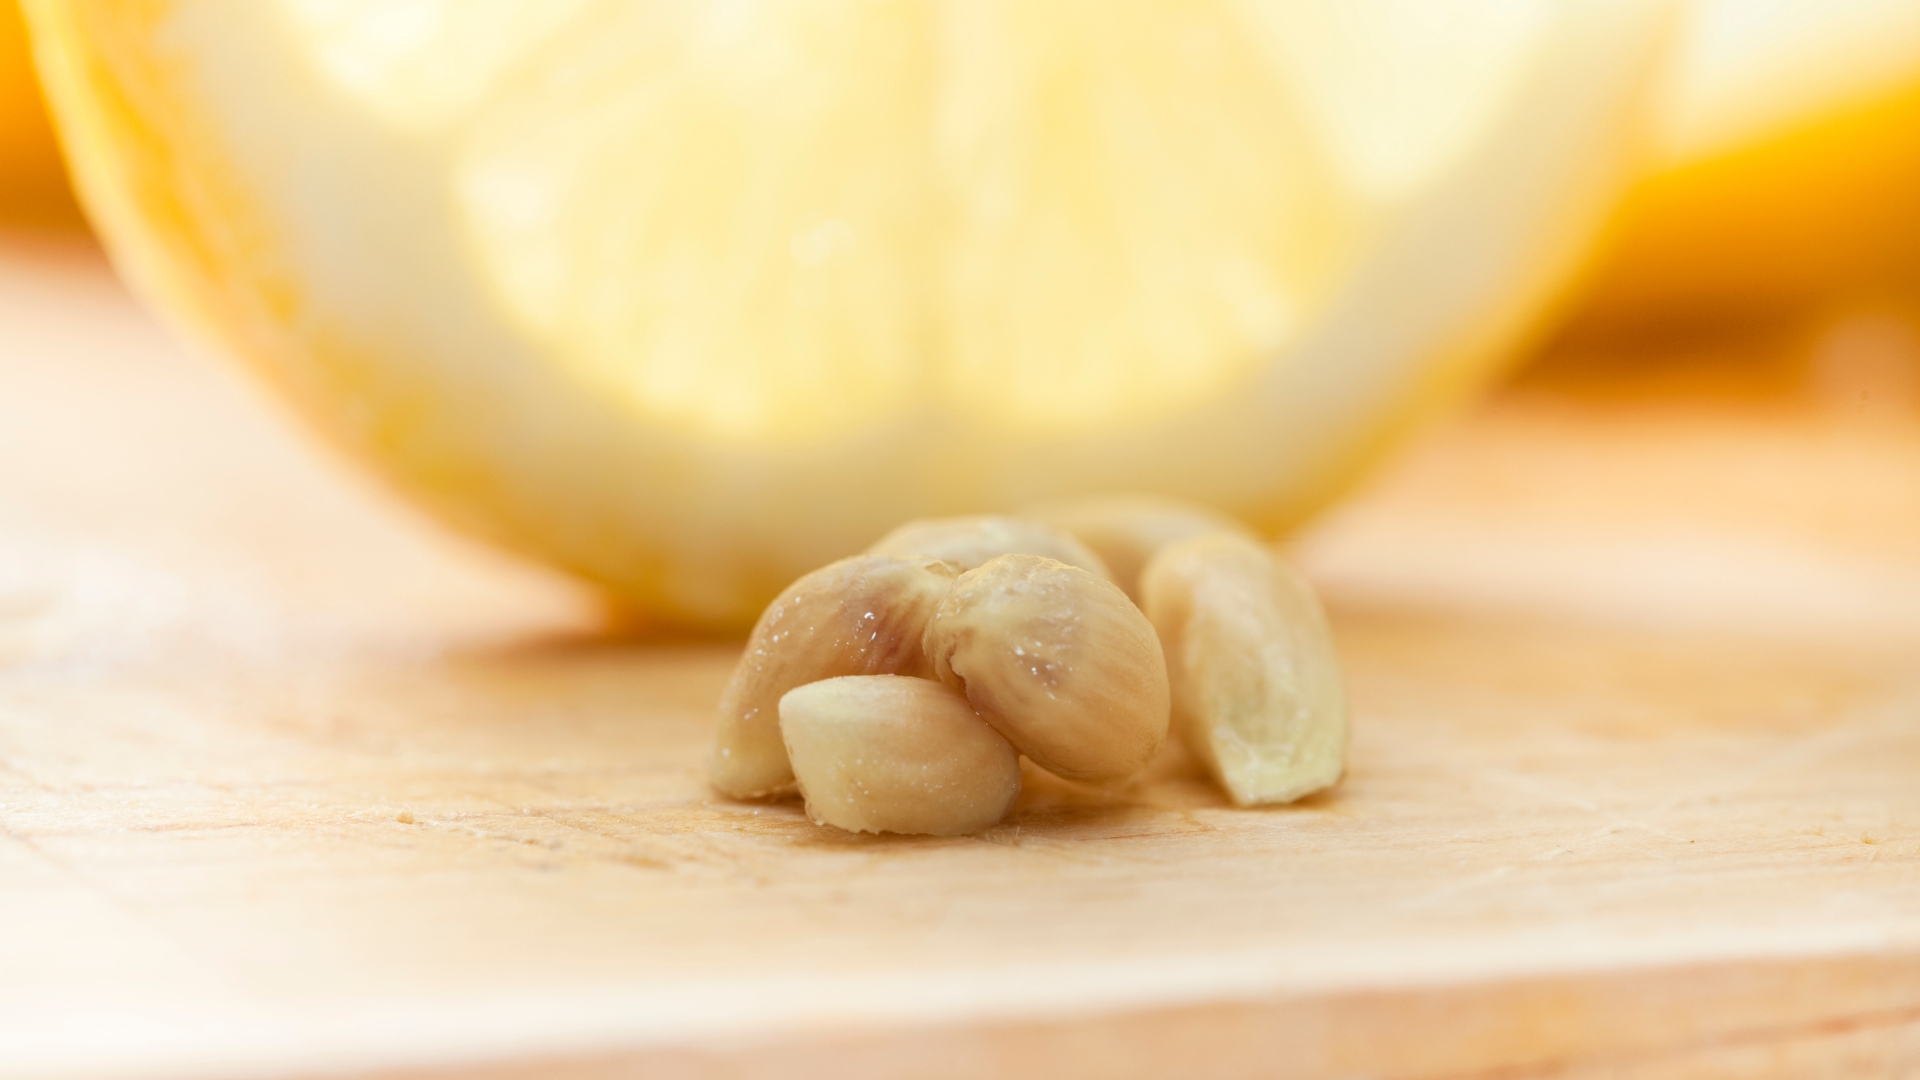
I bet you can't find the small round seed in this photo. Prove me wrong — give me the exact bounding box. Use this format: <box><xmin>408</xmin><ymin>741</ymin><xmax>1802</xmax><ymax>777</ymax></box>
<box><xmin>923</xmin><ymin>554</ymin><xmax>1169</xmax><ymax>784</ymax></box>
<box><xmin>710</xmin><ymin>554</ymin><xmax>957</xmax><ymax>799</ymax></box>
<box><xmin>780</xmin><ymin>675</ymin><xmax>1021</xmax><ymax>836</ymax></box>
<box><xmin>1141</xmin><ymin>531</ymin><xmax>1348</xmax><ymax>806</ymax></box>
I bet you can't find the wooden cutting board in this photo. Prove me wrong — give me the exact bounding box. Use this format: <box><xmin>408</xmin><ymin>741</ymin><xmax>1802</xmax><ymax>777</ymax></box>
<box><xmin>4</xmin><ymin>235</ymin><xmax>1920</xmax><ymax>1079</ymax></box>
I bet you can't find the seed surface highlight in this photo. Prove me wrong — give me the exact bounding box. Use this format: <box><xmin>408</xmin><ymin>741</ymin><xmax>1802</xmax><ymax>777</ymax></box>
<box><xmin>924</xmin><ymin>554</ymin><xmax>1169</xmax><ymax>784</ymax></box>
<box><xmin>780</xmin><ymin>675</ymin><xmax>1021</xmax><ymax>836</ymax></box>
<box><xmin>867</xmin><ymin>515</ymin><xmax>1112</xmax><ymax>582</ymax></box>
<box><xmin>1141</xmin><ymin>532</ymin><xmax>1348</xmax><ymax>806</ymax></box>
<box><xmin>711</xmin><ymin>554</ymin><xmax>956</xmax><ymax>798</ymax></box>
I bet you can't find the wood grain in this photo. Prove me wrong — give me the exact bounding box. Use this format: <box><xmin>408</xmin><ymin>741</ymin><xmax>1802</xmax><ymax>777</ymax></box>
<box><xmin>4</xmin><ymin>236</ymin><xmax>1920</xmax><ymax>1079</ymax></box>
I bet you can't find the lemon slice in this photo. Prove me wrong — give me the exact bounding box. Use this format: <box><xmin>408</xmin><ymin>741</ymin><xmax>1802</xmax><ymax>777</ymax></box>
<box><xmin>1656</xmin><ymin>0</ymin><xmax>1920</xmax><ymax>163</ymax></box>
<box><xmin>27</xmin><ymin>0</ymin><xmax>1670</xmax><ymax>628</ymax></box>
<box><xmin>0</xmin><ymin>0</ymin><xmax>79</xmax><ymax>225</ymax></box>
<box><xmin>1569</xmin><ymin>0</ymin><xmax>1920</xmax><ymax>336</ymax></box>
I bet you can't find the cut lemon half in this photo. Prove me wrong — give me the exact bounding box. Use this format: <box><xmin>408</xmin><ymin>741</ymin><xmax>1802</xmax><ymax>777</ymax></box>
<box><xmin>27</xmin><ymin>0</ymin><xmax>1670</xmax><ymax>628</ymax></box>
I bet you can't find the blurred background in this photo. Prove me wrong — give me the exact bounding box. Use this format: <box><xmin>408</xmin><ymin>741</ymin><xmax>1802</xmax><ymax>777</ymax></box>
<box><xmin>1535</xmin><ymin>0</ymin><xmax>1920</xmax><ymax>403</ymax></box>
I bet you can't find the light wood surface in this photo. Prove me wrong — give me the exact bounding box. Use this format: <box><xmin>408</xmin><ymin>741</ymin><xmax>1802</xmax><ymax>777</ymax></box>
<box><xmin>4</xmin><ymin>235</ymin><xmax>1920</xmax><ymax>1079</ymax></box>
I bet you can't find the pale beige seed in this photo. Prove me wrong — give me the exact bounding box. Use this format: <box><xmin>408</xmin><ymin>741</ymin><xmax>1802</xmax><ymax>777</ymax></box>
<box><xmin>780</xmin><ymin>675</ymin><xmax>1021</xmax><ymax>836</ymax></box>
<box><xmin>1141</xmin><ymin>532</ymin><xmax>1347</xmax><ymax>806</ymax></box>
<box><xmin>710</xmin><ymin>554</ymin><xmax>957</xmax><ymax>799</ymax></box>
<box><xmin>866</xmin><ymin>515</ymin><xmax>1112</xmax><ymax>582</ymax></box>
<box><xmin>924</xmin><ymin>554</ymin><xmax>1169</xmax><ymax>784</ymax></box>
<box><xmin>1024</xmin><ymin>494</ymin><xmax>1252</xmax><ymax>601</ymax></box>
